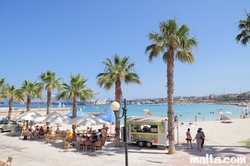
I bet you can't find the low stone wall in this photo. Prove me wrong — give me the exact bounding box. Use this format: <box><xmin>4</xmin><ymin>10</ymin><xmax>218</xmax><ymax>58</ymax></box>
<box><xmin>0</xmin><ymin>107</ymin><xmax>101</xmax><ymax>118</ymax></box>
<box><xmin>0</xmin><ymin>107</ymin><xmax>72</xmax><ymax>117</ymax></box>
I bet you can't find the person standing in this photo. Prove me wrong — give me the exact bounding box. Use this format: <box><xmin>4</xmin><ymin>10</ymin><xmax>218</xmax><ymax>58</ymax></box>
<box><xmin>198</xmin><ymin>128</ymin><xmax>205</xmax><ymax>148</ymax></box>
<box><xmin>193</xmin><ymin>130</ymin><xmax>204</xmax><ymax>151</ymax></box>
<box><xmin>185</xmin><ymin>128</ymin><xmax>193</xmax><ymax>149</ymax></box>
<box><xmin>101</xmin><ymin>126</ymin><xmax>107</xmax><ymax>145</ymax></box>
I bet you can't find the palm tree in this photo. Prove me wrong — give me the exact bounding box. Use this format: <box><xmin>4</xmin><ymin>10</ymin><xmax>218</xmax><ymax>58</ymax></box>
<box><xmin>0</xmin><ymin>78</ymin><xmax>7</xmax><ymax>99</ymax></box>
<box><xmin>39</xmin><ymin>71</ymin><xmax>62</xmax><ymax>114</ymax></box>
<box><xmin>0</xmin><ymin>78</ymin><xmax>8</xmax><ymax>102</ymax></box>
<box><xmin>96</xmin><ymin>54</ymin><xmax>142</xmax><ymax>147</ymax></box>
<box><xmin>0</xmin><ymin>78</ymin><xmax>5</xmax><ymax>88</ymax></box>
<box><xmin>56</xmin><ymin>73</ymin><xmax>94</xmax><ymax>134</ymax></box>
<box><xmin>145</xmin><ymin>19</ymin><xmax>198</xmax><ymax>154</ymax></box>
<box><xmin>19</xmin><ymin>80</ymin><xmax>44</xmax><ymax>111</ymax></box>
<box><xmin>236</xmin><ymin>10</ymin><xmax>250</xmax><ymax>46</ymax></box>
<box><xmin>0</xmin><ymin>84</ymin><xmax>24</xmax><ymax>120</ymax></box>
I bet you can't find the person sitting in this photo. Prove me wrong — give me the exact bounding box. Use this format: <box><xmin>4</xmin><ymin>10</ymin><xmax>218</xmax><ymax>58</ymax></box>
<box><xmin>13</xmin><ymin>125</ymin><xmax>19</xmax><ymax>136</ymax></box>
<box><xmin>22</xmin><ymin>122</ymin><xmax>26</xmax><ymax>131</ymax></box>
<box><xmin>45</xmin><ymin>126</ymin><xmax>50</xmax><ymax>134</ymax></box>
<box><xmin>38</xmin><ymin>126</ymin><xmax>45</xmax><ymax>138</ymax></box>
<box><xmin>76</xmin><ymin>134</ymin><xmax>81</xmax><ymax>143</ymax></box>
<box><xmin>39</xmin><ymin>126</ymin><xmax>45</xmax><ymax>137</ymax></box>
<box><xmin>91</xmin><ymin>132</ymin><xmax>98</xmax><ymax>147</ymax></box>
<box><xmin>23</xmin><ymin>128</ymin><xmax>29</xmax><ymax>140</ymax></box>
<box><xmin>28</xmin><ymin>126</ymin><xmax>33</xmax><ymax>132</ymax></box>
<box><xmin>55</xmin><ymin>127</ymin><xmax>61</xmax><ymax>134</ymax></box>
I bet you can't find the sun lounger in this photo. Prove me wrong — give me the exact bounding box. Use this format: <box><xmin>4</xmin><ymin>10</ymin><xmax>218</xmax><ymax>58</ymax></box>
<box><xmin>221</xmin><ymin>120</ymin><xmax>232</xmax><ymax>123</ymax></box>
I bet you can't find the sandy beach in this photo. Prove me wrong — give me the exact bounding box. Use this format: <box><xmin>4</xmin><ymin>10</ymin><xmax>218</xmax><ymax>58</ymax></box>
<box><xmin>0</xmin><ymin>115</ymin><xmax>249</xmax><ymax>165</ymax></box>
<box><xmin>177</xmin><ymin>118</ymin><xmax>250</xmax><ymax>146</ymax></box>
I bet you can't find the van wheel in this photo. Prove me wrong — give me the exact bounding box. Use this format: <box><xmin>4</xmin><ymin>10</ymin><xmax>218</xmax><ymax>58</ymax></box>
<box><xmin>137</xmin><ymin>141</ymin><xmax>144</xmax><ymax>147</ymax></box>
<box><xmin>0</xmin><ymin>128</ymin><xmax>3</xmax><ymax>133</ymax></box>
<box><xmin>146</xmin><ymin>142</ymin><xmax>152</xmax><ymax>148</ymax></box>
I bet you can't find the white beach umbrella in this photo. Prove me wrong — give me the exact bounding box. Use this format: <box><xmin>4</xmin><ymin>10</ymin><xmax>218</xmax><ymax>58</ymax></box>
<box><xmin>37</xmin><ymin>111</ymin><xmax>69</xmax><ymax>124</ymax></box>
<box><xmin>14</xmin><ymin>111</ymin><xmax>43</xmax><ymax>121</ymax></box>
<box><xmin>35</xmin><ymin>111</ymin><xmax>70</xmax><ymax>132</ymax></box>
<box><xmin>67</xmin><ymin>113</ymin><xmax>109</xmax><ymax>126</ymax></box>
<box><xmin>224</xmin><ymin>111</ymin><xmax>232</xmax><ymax>114</ymax></box>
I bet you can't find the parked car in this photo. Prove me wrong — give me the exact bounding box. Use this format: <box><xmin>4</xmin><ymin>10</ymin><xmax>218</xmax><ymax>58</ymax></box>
<box><xmin>0</xmin><ymin>120</ymin><xmax>22</xmax><ymax>133</ymax></box>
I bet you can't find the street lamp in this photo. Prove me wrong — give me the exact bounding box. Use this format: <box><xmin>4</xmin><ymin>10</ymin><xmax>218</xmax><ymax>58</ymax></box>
<box><xmin>110</xmin><ymin>99</ymin><xmax>128</xmax><ymax>166</ymax></box>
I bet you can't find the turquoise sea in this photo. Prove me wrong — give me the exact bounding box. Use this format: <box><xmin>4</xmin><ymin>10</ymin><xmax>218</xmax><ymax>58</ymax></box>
<box><xmin>1</xmin><ymin>103</ymin><xmax>246</xmax><ymax>122</ymax></box>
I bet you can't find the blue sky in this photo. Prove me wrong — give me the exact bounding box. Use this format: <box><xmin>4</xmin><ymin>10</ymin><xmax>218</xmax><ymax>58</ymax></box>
<box><xmin>0</xmin><ymin>1</ymin><xmax>250</xmax><ymax>100</ymax></box>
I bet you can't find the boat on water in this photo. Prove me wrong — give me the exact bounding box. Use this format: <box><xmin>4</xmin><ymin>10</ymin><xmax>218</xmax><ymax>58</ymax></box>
<box><xmin>57</xmin><ymin>102</ymin><xmax>66</xmax><ymax>108</ymax></box>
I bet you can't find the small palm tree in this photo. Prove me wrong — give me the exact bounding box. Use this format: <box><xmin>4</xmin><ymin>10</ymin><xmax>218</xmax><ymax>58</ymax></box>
<box><xmin>0</xmin><ymin>78</ymin><xmax>8</xmax><ymax>103</ymax></box>
<box><xmin>19</xmin><ymin>80</ymin><xmax>44</xmax><ymax>111</ymax></box>
<box><xmin>0</xmin><ymin>78</ymin><xmax>7</xmax><ymax>100</ymax></box>
<box><xmin>236</xmin><ymin>10</ymin><xmax>250</xmax><ymax>46</ymax></box>
<box><xmin>39</xmin><ymin>70</ymin><xmax>62</xmax><ymax>114</ymax></box>
<box><xmin>0</xmin><ymin>78</ymin><xmax>5</xmax><ymax>88</ymax></box>
<box><xmin>0</xmin><ymin>84</ymin><xmax>24</xmax><ymax>120</ymax></box>
<box><xmin>56</xmin><ymin>73</ymin><xmax>94</xmax><ymax>134</ymax></box>
<box><xmin>145</xmin><ymin>19</ymin><xmax>198</xmax><ymax>154</ymax></box>
<box><xmin>96</xmin><ymin>54</ymin><xmax>142</xmax><ymax>147</ymax></box>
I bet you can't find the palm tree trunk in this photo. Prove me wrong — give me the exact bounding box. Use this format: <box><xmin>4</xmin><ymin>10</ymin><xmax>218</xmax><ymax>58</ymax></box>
<box><xmin>72</xmin><ymin>94</ymin><xmax>77</xmax><ymax>118</ymax></box>
<box><xmin>26</xmin><ymin>96</ymin><xmax>31</xmax><ymax>129</ymax></box>
<box><xmin>26</xmin><ymin>96</ymin><xmax>31</xmax><ymax>111</ymax></box>
<box><xmin>72</xmin><ymin>94</ymin><xmax>77</xmax><ymax>141</ymax></box>
<box><xmin>115</xmin><ymin>80</ymin><xmax>122</xmax><ymax>147</ymax></box>
<box><xmin>167</xmin><ymin>48</ymin><xmax>176</xmax><ymax>154</ymax></box>
<box><xmin>8</xmin><ymin>98</ymin><xmax>13</xmax><ymax>120</ymax></box>
<box><xmin>47</xmin><ymin>90</ymin><xmax>51</xmax><ymax>114</ymax></box>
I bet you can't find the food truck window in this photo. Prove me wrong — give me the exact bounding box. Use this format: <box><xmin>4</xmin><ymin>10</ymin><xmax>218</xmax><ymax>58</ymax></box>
<box><xmin>142</xmin><ymin>125</ymin><xmax>150</xmax><ymax>132</ymax></box>
<box><xmin>150</xmin><ymin>125</ymin><xmax>158</xmax><ymax>133</ymax></box>
<box><xmin>151</xmin><ymin>125</ymin><xmax>157</xmax><ymax>128</ymax></box>
<box><xmin>131</xmin><ymin>124</ymin><xmax>142</xmax><ymax>132</ymax></box>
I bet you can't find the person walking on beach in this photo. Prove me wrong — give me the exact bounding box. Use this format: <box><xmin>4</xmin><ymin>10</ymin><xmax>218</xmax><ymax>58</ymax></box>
<box><xmin>185</xmin><ymin>128</ymin><xmax>193</xmax><ymax>149</ymax></box>
<box><xmin>193</xmin><ymin>130</ymin><xmax>204</xmax><ymax>152</ymax></box>
<box><xmin>198</xmin><ymin>128</ymin><xmax>205</xmax><ymax>148</ymax></box>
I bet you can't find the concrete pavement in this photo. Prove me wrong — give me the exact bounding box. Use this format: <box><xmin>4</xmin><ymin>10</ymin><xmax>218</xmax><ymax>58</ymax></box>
<box><xmin>0</xmin><ymin>132</ymin><xmax>249</xmax><ymax>166</ymax></box>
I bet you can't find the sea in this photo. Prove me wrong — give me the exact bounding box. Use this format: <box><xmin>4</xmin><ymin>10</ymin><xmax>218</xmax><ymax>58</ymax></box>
<box><xmin>0</xmin><ymin>103</ymin><xmax>247</xmax><ymax>122</ymax></box>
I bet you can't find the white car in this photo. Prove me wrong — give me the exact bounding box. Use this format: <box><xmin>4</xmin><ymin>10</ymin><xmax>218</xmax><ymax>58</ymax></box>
<box><xmin>0</xmin><ymin>120</ymin><xmax>21</xmax><ymax>133</ymax></box>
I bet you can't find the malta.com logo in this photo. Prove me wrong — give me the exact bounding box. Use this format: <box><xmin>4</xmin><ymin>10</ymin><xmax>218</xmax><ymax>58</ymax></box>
<box><xmin>190</xmin><ymin>154</ymin><xmax>246</xmax><ymax>164</ymax></box>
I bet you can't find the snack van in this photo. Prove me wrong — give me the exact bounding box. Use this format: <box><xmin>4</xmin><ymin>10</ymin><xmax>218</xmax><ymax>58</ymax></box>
<box><xmin>121</xmin><ymin>116</ymin><xmax>169</xmax><ymax>149</ymax></box>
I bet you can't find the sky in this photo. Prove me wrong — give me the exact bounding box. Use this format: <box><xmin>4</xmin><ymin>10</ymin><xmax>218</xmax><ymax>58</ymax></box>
<box><xmin>0</xmin><ymin>1</ymin><xmax>250</xmax><ymax>100</ymax></box>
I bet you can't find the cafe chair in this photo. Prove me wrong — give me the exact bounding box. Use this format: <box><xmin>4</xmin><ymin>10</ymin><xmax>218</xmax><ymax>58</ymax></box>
<box><xmin>63</xmin><ymin>140</ymin><xmax>73</xmax><ymax>151</ymax></box>
<box><xmin>52</xmin><ymin>134</ymin><xmax>61</xmax><ymax>142</ymax></box>
<box><xmin>45</xmin><ymin>134</ymin><xmax>52</xmax><ymax>143</ymax></box>
<box><xmin>93</xmin><ymin>141</ymin><xmax>102</xmax><ymax>151</ymax></box>
<box><xmin>78</xmin><ymin>142</ymin><xmax>84</xmax><ymax>150</ymax></box>
<box><xmin>84</xmin><ymin>141</ymin><xmax>92</xmax><ymax>151</ymax></box>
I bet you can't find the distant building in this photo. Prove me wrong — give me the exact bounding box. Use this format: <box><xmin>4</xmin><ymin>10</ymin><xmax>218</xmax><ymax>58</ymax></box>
<box><xmin>209</xmin><ymin>94</ymin><xmax>215</xmax><ymax>99</ymax></box>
